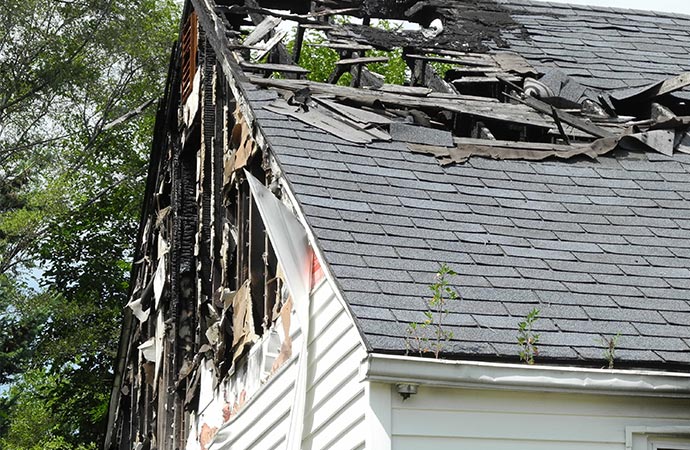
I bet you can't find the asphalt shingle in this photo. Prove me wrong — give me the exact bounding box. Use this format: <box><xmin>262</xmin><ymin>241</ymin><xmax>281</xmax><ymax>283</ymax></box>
<box><xmin>246</xmin><ymin>0</ymin><xmax>690</xmax><ymax>369</ymax></box>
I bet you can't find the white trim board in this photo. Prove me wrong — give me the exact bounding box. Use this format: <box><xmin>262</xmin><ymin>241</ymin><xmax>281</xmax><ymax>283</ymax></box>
<box><xmin>626</xmin><ymin>426</ymin><xmax>690</xmax><ymax>450</ymax></box>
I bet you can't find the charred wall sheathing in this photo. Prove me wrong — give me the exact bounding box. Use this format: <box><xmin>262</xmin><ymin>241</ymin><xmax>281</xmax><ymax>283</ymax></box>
<box><xmin>201</xmin><ymin>36</ymin><xmax>216</xmax><ymax>299</ymax></box>
<box><xmin>213</xmin><ymin>68</ymin><xmax>230</xmax><ymax>292</ymax></box>
<box><xmin>168</xmin><ymin>102</ymin><xmax>198</xmax><ymax>450</ymax></box>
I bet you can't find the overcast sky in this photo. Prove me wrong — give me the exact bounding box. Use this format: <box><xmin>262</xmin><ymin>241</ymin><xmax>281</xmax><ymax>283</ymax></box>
<box><xmin>532</xmin><ymin>0</ymin><xmax>690</xmax><ymax>15</ymax></box>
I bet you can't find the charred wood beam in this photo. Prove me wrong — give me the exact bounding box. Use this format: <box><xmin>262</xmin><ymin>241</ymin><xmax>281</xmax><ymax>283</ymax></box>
<box><xmin>248</xmin><ymin>76</ymin><xmax>556</xmax><ymax>129</ymax></box>
<box><xmin>263</xmin><ymin>236</ymin><xmax>278</xmax><ymax>330</ymax></box>
<box><xmin>325</xmin><ymin>49</ymin><xmax>384</xmax><ymax>88</ymax></box>
<box><xmin>236</xmin><ymin>179</ymin><xmax>249</xmax><ymax>288</ymax></box>
<box><xmin>292</xmin><ymin>24</ymin><xmax>306</xmax><ymax>63</ymax></box>
<box><xmin>519</xmin><ymin>94</ymin><xmax>614</xmax><ymax>139</ymax></box>
<box><xmin>350</xmin><ymin>64</ymin><xmax>384</xmax><ymax>88</ymax></box>
<box><xmin>248</xmin><ymin>179</ymin><xmax>266</xmax><ymax>336</ymax></box>
<box><xmin>327</xmin><ymin>64</ymin><xmax>349</xmax><ymax>84</ymax></box>
<box><xmin>551</xmin><ymin>106</ymin><xmax>571</xmax><ymax>145</ymax></box>
<box><xmin>405</xmin><ymin>52</ymin><xmax>458</xmax><ymax>95</ymax></box>
<box><xmin>245</xmin><ymin>0</ymin><xmax>294</xmax><ymax>66</ymax></box>
<box><xmin>499</xmin><ymin>76</ymin><xmax>615</xmax><ymax>139</ymax></box>
<box><xmin>247</xmin><ymin>5</ymin><xmax>360</xmax><ymax>19</ymax></box>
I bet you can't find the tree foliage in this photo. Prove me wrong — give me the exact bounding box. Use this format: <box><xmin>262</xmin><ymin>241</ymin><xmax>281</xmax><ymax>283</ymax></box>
<box><xmin>0</xmin><ymin>0</ymin><xmax>180</xmax><ymax>447</ymax></box>
<box><xmin>288</xmin><ymin>20</ymin><xmax>407</xmax><ymax>86</ymax></box>
<box><xmin>0</xmin><ymin>0</ymin><xmax>177</xmax><ymax>274</ymax></box>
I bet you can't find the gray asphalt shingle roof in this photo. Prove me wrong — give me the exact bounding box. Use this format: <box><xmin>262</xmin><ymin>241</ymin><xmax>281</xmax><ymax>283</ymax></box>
<box><xmin>242</xmin><ymin>0</ymin><xmax>690</xmax><ymax>369</ymax></box>
<box><xmin>500</xmin><ymin>0</ymin><xmax>690</xmax><ymax>96</ymax></box>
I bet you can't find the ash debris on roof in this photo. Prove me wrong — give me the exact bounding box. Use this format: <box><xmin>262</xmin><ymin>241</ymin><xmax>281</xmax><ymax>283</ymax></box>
<box><xmin>216</xmin><ymin>0</ymin><xmax>690</xmax><ymax>369</ymax></box>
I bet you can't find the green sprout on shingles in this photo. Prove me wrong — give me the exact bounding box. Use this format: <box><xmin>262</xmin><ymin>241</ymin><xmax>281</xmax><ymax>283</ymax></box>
<box><xmin>406</xmin><ymin>263</ymin><xmax>459</xmax><ymax>359</ymax></box>
<box><xmin>599</xmin><ymin>333</ymin><xmax>621</xmax><ymax>369</ymax></box>
<box><xmin>517</xmin><ymin>308</ymin><xmax>541</xmax><ymax>365</ymax></box>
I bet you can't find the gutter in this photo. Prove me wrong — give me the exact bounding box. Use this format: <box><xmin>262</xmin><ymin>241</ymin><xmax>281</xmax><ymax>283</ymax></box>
<box><xmin>361</xmin><ymin>353</ymin><xmax>690</xmax><ymax>398</ymax></box>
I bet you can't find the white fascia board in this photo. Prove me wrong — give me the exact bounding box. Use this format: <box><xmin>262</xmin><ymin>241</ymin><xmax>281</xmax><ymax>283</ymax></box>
<box><xmin>361</xmin><ymin>353</ymin><xmax>690</xmax><ymax>398</ymax></box>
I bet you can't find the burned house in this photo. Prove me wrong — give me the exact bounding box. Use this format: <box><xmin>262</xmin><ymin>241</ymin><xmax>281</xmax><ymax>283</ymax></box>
<box><xmin>105</xmin><ymin>0</ymin><xmax>690</xmax><ymax>449</ymax></box>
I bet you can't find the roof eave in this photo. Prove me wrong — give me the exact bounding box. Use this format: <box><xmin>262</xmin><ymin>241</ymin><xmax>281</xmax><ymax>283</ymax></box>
<box><xmin>361</xmin><ymin>353</ymin><xmax>690</xmax><ymax>398</ymax></box>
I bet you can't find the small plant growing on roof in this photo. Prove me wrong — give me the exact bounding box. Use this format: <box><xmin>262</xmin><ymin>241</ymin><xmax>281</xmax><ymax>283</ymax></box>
<box><xmin>598</xmin><ymin>333</ymin><xmax>620</xmax><ymax>369</ymax></box>
<box><xmin>517</xmin><ymin>308</ymin><xmax>541</xmax><ymax>365</ymax></box>
<box><xmin>406</xmin><ymin>263</ymin><xmax>459</xmax><ymax>359</ymax></box>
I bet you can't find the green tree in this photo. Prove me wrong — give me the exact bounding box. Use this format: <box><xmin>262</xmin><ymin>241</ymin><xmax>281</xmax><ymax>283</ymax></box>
<box><xmin>0</xmin><ymin>0</ymin><xmax>180</xmax><ymax>447</ymax></box>
<box><xmin>0</xmin><ymin>369</ymin><xmax>98</xmax><ymax>450</ymax></box>
<box><xmin>287</xmin><ymin>20</ymin><xmax>407</xmax><ymax>86</ymax></box>
<box><xmin>0</xmin><ymin>0</ymin><xmax>177</xmax><ymax>274</ymax></box>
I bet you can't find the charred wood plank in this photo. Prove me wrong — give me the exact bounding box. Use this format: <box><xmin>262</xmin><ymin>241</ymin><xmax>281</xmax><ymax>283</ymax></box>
<box><xmin>406</xmin><ymin>53</ymin><xmax>495</xmax><ymax>67</ymax></box>
<box><xmin>335</xmin><ymin>56</ymin><xmax>390</xmax><ymax>66</ymax></box>
<box><xmin>252</xmin><ymin>29</ymin><xmax>290</xmax><ymax>62</ymax></box>
<box><xmin>264</xmin><ymin>99</ymin><xmax>380</xmax><ymax>143</ymax></box>
<box><xmin>311</xmin><ymin>42</ymin><xmax>375</xmax><ymax>52</ymax></box>
<box><xmin>244</xmin><ymin>0</ymin><xmax>294</xmax><ymax>66</ymax></box>
<box><xmin>249</xmin><ymin>76</ymin><xmax>556</xmax><ymax>129</ymax></box>
<box><xmin>240</xmin><ymin>61</ymin><xmax>310</xmax><ymax>75</ymax></box>
<box><xmin>312</xmin><ymin>97</ymin><xmax>393</xmax><ymax>124</ymax></box>
<box><xmin>243</xmin><ymin>16</ymin><xmax>282</xmax><ymax>46</ymax></box>
<box><xmin>377</xmin><ymin>84</ymin><xmax>432</xmax><ymax>96</ymax></box>
<box><xmin>518</xmin><ymin>94</ymin><xmax>615</xmax><ymax>139</ymax></box>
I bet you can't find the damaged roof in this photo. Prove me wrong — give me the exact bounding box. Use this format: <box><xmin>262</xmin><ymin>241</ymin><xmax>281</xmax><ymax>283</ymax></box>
<box><xmin>250</xmin><ymin>85</ymin><xmax>690</xmax><ymax>369</ymax></box>
<box><xmin>500</xmin><ymin>0</ymin><xmax>690</xmax><ymax>95</ymax></box>
<box><xmin>216</xmin><ymin>0</ymin><xmax>690</xmax><ymax>369</ymax></box>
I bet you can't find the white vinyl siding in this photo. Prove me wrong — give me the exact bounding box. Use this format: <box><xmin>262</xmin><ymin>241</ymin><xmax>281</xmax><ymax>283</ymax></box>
<box><xmin>301</xmin><ymin>279</ymin><xmax>368</xmax><ymax>450</ymax></box>
<box><xmin>218</xmin><ymin>360</ymin><xmax>296</xmax><ymax>450</ymax></box>
<box><xmin>209</xmin><ymin>278</ymin><xmax>367</xmax><ymax>450</ymax></box>
<box><xmin>389</xmin><ymin>385</ymin><xmax>690</xmax><ymax>450</ymax></box>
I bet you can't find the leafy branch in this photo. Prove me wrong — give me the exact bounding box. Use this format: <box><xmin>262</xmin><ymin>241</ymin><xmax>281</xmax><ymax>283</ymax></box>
<box><xmin>517</xmin><ymin>308</ymin><xmax>540</xmax><ymax>365</ymax></box>
<box><xmin>406</xmin><ymin>263</ymin><xmax>459</xmax><ymax>358</ymax></box>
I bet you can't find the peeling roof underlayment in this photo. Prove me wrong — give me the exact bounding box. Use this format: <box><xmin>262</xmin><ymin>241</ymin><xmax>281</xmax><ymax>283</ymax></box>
<box><xmin>221</xmin><ymin>0</ymin><xmax>690</xmax><ymax>370</ymax></box>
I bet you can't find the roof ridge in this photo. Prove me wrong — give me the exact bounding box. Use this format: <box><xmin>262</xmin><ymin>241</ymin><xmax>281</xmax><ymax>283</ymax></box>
<box><xmin>497</xmin><ymin>0</ymin><xmax>690</xmax><ymax>21</ymax></box>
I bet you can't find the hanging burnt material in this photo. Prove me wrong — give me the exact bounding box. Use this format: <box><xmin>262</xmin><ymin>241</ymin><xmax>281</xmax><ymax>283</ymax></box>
<box><xmin>337</xmin><ymin>0</ymin><xmax>523</xmax><ymax>51</ymax></box>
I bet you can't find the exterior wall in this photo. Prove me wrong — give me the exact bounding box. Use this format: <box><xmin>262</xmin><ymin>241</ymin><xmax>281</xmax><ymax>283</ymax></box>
<box><xmin>301</xmin><ymin>277</ymin><xmax>368</xmax><ymax>450</ymax></box>
<box><xmin>201</xmin><ymin>356</ymin><xmax>298</xmax><ymax>450</ymax></box>
<box><xmin>384</xmin><ymin>385</ymin><xmax>690</xmax><ymax>450</ymax></box>
<box><xmin>191</xmin><ymin>306</ymin><xmax>301</xmax><ymax>450</ymax></box>
<box><xmin>205</xmin><ymin>275</ymin><xmax>368</xmax><ymax>450</ymax></box>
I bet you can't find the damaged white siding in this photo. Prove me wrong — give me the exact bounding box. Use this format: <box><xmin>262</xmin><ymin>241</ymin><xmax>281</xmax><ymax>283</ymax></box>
<box><xmin>206</xmin><ymin>358</ymin><xmax>298</xmax><ymax>450</ymax></box>
<box><xmin>389</xmin><ymin>386</ymin><xmax>690</xmax><ymax>450</ymax></box>
<box><xmin>301</xmin><ymin>277</ymin><xmax>368</xmax><ymax>450</ymax></box>
<box><xmin>206</xmin><ymin>276</ymin><xmax>367</xmax><ymax>450</ymax></box>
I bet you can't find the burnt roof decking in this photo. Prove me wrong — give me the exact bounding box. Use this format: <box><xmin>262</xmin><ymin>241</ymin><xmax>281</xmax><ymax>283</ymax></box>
<box><xmin>230</xmin><ymin>0</ymin><xmax>690</xmax><ymax>370</ymax></box>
